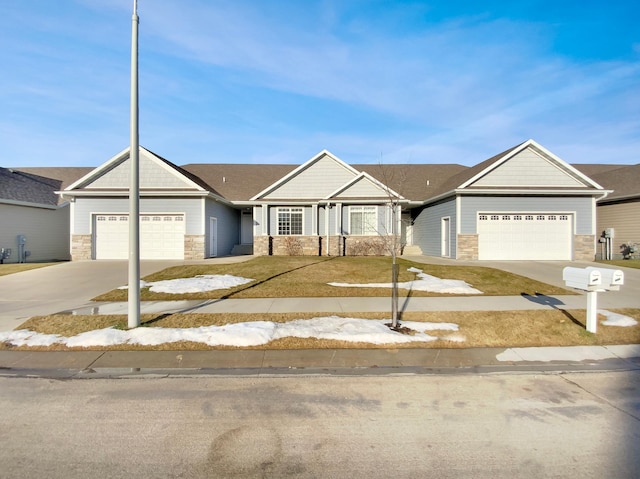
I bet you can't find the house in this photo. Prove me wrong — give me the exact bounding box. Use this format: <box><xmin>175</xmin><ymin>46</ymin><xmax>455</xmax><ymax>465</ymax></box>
<box><xmin>52</xmin><ymin>139</ymin><xmax>609</xmax><ymax>262</ymax></box>
<box><xmin>0</xmin><ymin>167</ymin><xmax>78</xmax><ymax>263</ymax></box>
<box><xmin>587</xmin><ymin>163</ymin><xmax>640</xmax><ymax>259</ymax></box>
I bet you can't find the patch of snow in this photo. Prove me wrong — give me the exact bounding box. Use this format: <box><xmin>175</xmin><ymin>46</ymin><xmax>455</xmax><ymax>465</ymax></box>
<box><xmin>599</xmin><ymin>309</ymin><xmax>638</xmax><ymax>327</ymax></box>
<box><xmin>329</xmin><ymin>268</ymin><xmax>482</xmax><ymax>294</ymax></box>
<box><xmin>0</xmin><ymin>317</ymin><xmax>462</xmax><ymax>348</ymax></box>
<box><xmin>118</xmin><ymin>275</ymin><xmax>254</xmax><ymax>294</ymax></box>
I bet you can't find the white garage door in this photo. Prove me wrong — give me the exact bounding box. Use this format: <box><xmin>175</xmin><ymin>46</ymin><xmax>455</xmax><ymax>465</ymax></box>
<box><xmin>478</xmin><ymin>213</ymin><xmax>572</xmax><ymax>260</ymax></box>
<box><xmin>95</xmin><ymin>214</ymin><xmax>185</xmax><ymax>260</ymax></box>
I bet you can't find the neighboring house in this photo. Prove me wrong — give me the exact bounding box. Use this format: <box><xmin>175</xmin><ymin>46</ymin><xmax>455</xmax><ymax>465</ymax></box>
<box><xmin>0</xmin><ymin>167</ymin><xmax>74</xmax><ymax>263</ymax></box>
<box><xmin>588</xmin><ymin>164</ymin><xmax>640</xmax><ymax>259</ymax></box>
<box><xmin>53</xmin><ymin>139</ymin><xmax>610</xmax><ymax>262</ymax></box>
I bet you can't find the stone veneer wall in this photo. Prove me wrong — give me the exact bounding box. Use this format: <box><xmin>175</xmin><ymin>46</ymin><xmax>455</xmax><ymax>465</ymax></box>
<box><xmin>456</xmin><ymin>234</ymin><xmax>478</xmax><ymax>260</ymax></box>
<box><xmin>573</xmin><ymin>234</ymin><xmax>595</xmax><ymax>261</ymax></box>
<box><xmin>253</xmin><ymin>235</ymin><xmax>398</xmax><ymax>256</ymax></box>
<box><xmin>184</xmin><ymin>235</ymin><xmax>205</xmax><ymax>260</ymax></box>
<box><xmin>71</xmin><ymin>235</ymin><xmax>93</xmax><ymax>260</ymax></box>
<box><xmin>343</xmin><ymin>236</ymin><xmax>395</xmax><ymax>256</ymax></box>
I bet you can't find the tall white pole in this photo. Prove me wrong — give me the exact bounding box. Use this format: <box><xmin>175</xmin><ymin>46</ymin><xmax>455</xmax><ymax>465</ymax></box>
<box><xmin>128</xmin><ymin>0</ymin><xmax>141</xmax><ymax>328</ymax></box>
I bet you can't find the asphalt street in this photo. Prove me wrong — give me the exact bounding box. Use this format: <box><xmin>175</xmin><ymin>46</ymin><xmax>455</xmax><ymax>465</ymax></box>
<box><xmin>1</xmin><ymin>371</ymin><xmax>638</xmax><ymax>478</ymax></box>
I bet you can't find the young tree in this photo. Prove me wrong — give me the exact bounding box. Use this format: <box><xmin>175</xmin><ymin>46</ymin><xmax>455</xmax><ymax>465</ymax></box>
<box><xmin>369</xmin><ymin>164</ymin><xmax>409</xmax><ymax>329</ymax></box>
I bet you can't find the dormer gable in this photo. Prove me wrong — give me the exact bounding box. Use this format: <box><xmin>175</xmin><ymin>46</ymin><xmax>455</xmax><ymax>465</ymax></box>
<box><xmin>325</xmin><ymin>172</ymin><xmax>405</xmax><ymax>201</ymax></box>
<box><xmin>251</xmin><ymin>150</ymin><xmax>360</xmax><ymax>200</ymax></box>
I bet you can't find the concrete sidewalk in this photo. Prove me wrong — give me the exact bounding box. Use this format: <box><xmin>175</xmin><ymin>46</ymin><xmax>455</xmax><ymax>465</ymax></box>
<box><xmin>1</xmin><ymin>344</ymin><xmax>639</xmax><ymax>378</ymax></box>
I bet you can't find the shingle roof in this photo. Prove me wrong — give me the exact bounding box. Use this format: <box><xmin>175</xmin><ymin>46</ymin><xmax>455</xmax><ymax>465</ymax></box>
<box><xmin>10</xmin><ymin>143</ymin><xmax>631</xmax><ymax>207</ymax></box>
<box><xmin>588</xmin><ymin>163</ymin><xmax>640</xmax><ymax>202</ymax></box>
<box><xmin>571</xmin><ymin>164</ymin><xmax>629</xmax><ymax>177</ymax></box>
<box><xmin>181</xmin><ymin>164</ymin><xmax>298</xmax><ymax>201</ymax></box>
<box><xmin>0</xmin><ymin>167</ymin><xmax>63</xmax><ymax>206</ymax></box>
<box><xmin>14</xmin><ymin>167</ymin><xmax>94</xmax><ymax>190</ymax></box>
<box><xmin>354</xmin><ymin>164</ymin><xmax>468</xmax><ymax>201</ymax></box>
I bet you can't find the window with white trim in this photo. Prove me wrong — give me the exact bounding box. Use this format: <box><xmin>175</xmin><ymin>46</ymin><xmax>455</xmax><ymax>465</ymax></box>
<box><xmin>277</xmin><ymin>207</ymin><xmax>303</xmax><ymax>235</ymax></box>
<box><xmin>349</xmin><ymin>206</ymin><xmax>378</xmax><ymax>235</ymax></box>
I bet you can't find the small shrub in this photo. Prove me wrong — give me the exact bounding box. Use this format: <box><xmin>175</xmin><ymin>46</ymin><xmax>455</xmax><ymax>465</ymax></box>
<box><xmin>283</xmin><ymin>236</ymin><xmax>303</xmax><ymax>256</ymax></box>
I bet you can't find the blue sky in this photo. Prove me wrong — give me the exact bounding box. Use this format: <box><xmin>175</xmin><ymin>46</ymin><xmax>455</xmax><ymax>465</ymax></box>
<box><xmin>1</xmin><ymin>0</ymin><xmax>639</xmax><ymax>167</ymax></box>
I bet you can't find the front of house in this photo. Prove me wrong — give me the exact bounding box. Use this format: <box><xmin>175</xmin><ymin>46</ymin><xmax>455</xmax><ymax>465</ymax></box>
<box><xmin>57</xmin><ymin>139</ymin><xmax>609</xmax><ymax>262</ymax></box>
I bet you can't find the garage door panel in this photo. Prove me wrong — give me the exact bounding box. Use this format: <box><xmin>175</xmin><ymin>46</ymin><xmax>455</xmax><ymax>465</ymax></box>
<box><xmin>95</xmin><ymin>214</ymin><xmax>185</xmax><ymax>260</ymax></box>
<box><xmin>478</xmin><ymin>213</ymin><xmax>571</xmax><ymax>260</ymax></box>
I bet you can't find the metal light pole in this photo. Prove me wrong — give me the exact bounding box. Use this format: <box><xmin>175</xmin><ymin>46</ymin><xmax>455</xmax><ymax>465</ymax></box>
<box><xmin>128</xmin><ymin>0</ymin><xmax>141</xmax><ymax>328</ymax></box>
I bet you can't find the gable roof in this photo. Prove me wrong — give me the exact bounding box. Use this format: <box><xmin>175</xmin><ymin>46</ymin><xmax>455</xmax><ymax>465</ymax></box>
<box><xmin>250</xmin><ymin>150</ymin><xmax>362</xmax><ymax>201</ymax></box>
<box><xmin>324</xmin><ymin>171</ymin><xmax>406</xmax><ymax>201</ymax></box>
<box><xmin>419</xmin><ymin>139</ymin><xmax>606</xmax><ymax>203</ymax></box>
<box><xmin>589</xmin><ymin>163</ymin><xmax>640</xmax><ymax>202</ymax></box>
<box><xmin>63</xmin><ymin>146</ymin><xmax>224</xmax><ymax>198</ymax></box>
<box><xmin>0</xmin><ymin>167</ymin><xmax>64</xmax><ymax>208</ymax></box>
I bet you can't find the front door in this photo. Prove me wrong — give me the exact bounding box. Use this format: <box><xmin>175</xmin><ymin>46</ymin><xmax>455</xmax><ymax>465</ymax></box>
<box><xmin>241</xmin><ymin>210</ymin><xmax>253</xmax><ymax>244</ymax></box>
<box><xmin>441</xmin><ymin>217</ymin><xmax>451</xmax><ymax>257</ymax></box>
<box><xmin>209</xmin><ymin>217</ymin><xmax>218</xmax><ymax>257</ymax></box>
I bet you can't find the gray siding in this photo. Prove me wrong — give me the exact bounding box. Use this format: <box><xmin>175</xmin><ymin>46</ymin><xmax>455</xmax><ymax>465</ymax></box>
<box><xmin>72</xmin><ymin>197</ymin><xmax>204</xmax><ymax>235</ymax></box>
<box><xmin>204</xmin><ymin>199</ymin><xmax>240</xmax><ymax>256</ymax></box>
<box><xmin>0</xmin><ymin>203</ymin><xmax>70</xmax><ymax>262</ymax></box>
<box><xmin>459</xmin><ymin>196</ymin><xmax>594</xmax><ymax>234</ymax></box>
<box><xmin>264</xmin><ymin>155</ymin><xmax>356</xmax><ymax>199</ymax></box>
<box><xmin>412</xmin><ymin>199</ymin><xmax>456</xmax><ymax>256</ymax></box>
<box><xmin>335</xmin><ymin>177</ymin><xmax>388</xmax><ymax>198</ymax></box>
<box><xmin>473</xmin><ymin>148</ymin><xmax>584</xmax><ymax>187</ymax></box>
<box><xmin>89</xmin><ymin>154</ymin><xmax>196</xmax><ymax>189</ymax></box>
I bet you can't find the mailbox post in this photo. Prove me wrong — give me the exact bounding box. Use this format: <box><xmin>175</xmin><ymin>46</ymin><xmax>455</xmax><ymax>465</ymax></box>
<box><xmin>562</xmin><ymin>267</ymin><xmax>625</xmax><ymax>334</ymax></box>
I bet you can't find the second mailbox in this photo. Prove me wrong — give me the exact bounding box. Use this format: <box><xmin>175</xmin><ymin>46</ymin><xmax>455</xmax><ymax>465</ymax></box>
<box><xmin>586</xmin><ymin>267</ymin><xmax>624</xmax><ymax>291</ymax></box>
<box><xmin>563</xmin><ymin>267</ymin><xmax>601</xmax><ymax>291</ymax></box>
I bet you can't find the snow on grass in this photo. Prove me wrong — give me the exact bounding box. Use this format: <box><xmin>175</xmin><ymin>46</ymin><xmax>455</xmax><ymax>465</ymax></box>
<box><xmin>118</xmin><ymin>275</ymin><xmax>255</xmax><ymax>294</ymax></box>
<box><xmin>599</xmin><ymin>309</ymin><xmax>638</xmax><ymax>327</ymax></box>
<box><xmin>0</xmin><ymin>317</ymin><xmax>461</xmax><ymax>348</ymax></box>
<box><xmin>329</xmin><ymin>267</ymin><xmax>482</xmax><ymax>294</ymax></box>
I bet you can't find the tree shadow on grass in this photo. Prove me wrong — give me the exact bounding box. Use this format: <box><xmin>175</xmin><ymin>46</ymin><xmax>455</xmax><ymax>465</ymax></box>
<box><xmin>521</xmin><ymin>293</ymin><xmax>584</xmax><ymax>327</ymax></box>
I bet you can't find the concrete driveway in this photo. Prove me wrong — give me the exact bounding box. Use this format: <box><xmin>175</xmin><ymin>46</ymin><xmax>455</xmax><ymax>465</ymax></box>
<box><xmin>0</xmin><ymin>257</ymin><xmax>252</xmax><ymax>331</ymax></box>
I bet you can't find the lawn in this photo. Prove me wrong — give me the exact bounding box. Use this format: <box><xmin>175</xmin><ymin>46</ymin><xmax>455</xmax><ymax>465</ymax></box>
<box><xmin>597</xmin><ymin>259</ymin><xmax>640</xmax><ymax>269</ymax></box>
<box><xmin>0</xmin><ymin>262</ymin><xmax>57</xmax><ymax>277</ymax></box>
<box><xmin>8</xmin><ymin>308</ymin><xmax>640</xmax><ymax>351</ymax></box>
<box><xmin>93</xmin><ymin>256</ymin><xmax>572</xmax><ymax>301</ymax></box>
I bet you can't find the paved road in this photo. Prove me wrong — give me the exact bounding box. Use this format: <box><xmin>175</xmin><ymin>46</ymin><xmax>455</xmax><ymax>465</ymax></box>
<box><xmin>1</xmin><ymin>371</ymin><xmax>638</xmax><ymax>478</ymax></box>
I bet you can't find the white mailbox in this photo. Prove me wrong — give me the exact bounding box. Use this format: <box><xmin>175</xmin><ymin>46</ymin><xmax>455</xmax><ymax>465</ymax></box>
<box><xmin>563</xmin><ymin>267</ymin><xmax>601</xmax><ymax>291</ymax></box>
<box><xmin>586</xmin><ymin>267</ymin><xmax>624</xmax><ymax>291</ymax></box>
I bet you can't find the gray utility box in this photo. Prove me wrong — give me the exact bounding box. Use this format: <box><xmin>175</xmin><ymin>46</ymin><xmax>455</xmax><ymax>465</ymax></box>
<box><xmin>563</xmin><ymin>267</ymin><xmax>601</xmax><ymax>291</ymax></box>
<box><xmin>586</xmin><ymin>267</ymin><xmax>624</xmax><ymax>291</ymax></box>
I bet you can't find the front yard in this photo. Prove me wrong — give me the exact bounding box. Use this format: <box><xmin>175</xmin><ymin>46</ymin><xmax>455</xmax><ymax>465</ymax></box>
<box><xmin>93</xmin><ymin>256</ymin><xmax>573</xmax><ymax>301</ymax></box>
<box><xmin>3</xmin><ymin>256</ymin><xmax>638</xmax><ymax>351</ymax></box>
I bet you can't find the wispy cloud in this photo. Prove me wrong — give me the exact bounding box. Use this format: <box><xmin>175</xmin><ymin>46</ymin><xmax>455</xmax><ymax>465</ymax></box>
<box><xmin>1</xmin><ymin>0</ymin><xmax>638</xmax><ymax>166</ymax></box>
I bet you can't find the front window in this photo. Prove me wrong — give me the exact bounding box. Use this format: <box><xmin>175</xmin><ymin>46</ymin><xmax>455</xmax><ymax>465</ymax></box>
<box><xmin>278</xmin><ymin>207</ymin><xmax>303</xmax><ymax>235</ymax></box>
<box><xmin>350</xmin><ymin>206</ymin><xmax>378</xmax><ymax>235</ymax></box>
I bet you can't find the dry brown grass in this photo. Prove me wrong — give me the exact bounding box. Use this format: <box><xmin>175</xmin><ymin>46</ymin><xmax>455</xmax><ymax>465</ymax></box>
<box><xmin>597</xmin><ymin>259</ymin><xmax>640</xmax><ymax>269</ymax></box>
<box><xmin>92</xmin><ymin>256</ymin><xmax>572</xmax><ymax>302</ymax></box>
<box><xmin>6</xmin><ymin>308</ymin><xmax>639</xmax><ymax>351</ymax></box>
<box><xmin>0</xmin><ymin>262</ymin><xmax>57</xmax><ymax>277</ymax></box>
